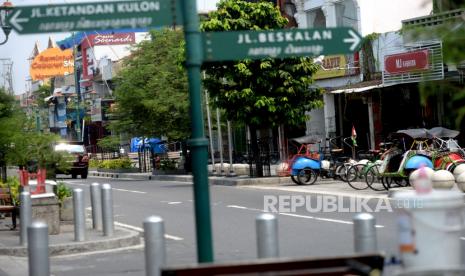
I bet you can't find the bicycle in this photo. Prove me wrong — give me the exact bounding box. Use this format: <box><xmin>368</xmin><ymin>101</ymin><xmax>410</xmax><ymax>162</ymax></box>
<box><xmin>346</xmin><ymin>150</ymin><xmax>383</xmax><ymax>190</ymax></box>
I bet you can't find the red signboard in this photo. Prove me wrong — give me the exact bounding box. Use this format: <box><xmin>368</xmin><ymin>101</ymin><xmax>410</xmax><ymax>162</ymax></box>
<box><xmin>384</xmin><ymin>49</ymin><xmax>429</xmax><ymax>74</ymax></box>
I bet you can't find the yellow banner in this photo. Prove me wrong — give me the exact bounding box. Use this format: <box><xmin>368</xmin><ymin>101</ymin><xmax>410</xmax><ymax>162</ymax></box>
<box><xmin>30</xmin><ymin>48</ymin><xmax>74</xmax><ymax>81</ymax></box>
<box><xmin>314</xmin><ymin>55</ymin><xmax>347</xmax><ymax>80</ymax></box>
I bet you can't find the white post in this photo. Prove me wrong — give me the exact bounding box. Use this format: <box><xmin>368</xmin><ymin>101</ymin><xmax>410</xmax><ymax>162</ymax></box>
<box><xmin>204</xmin><ymin>79</ymin><xmax>216</xmax><ymax>175</ymax></box>
<box><xmin>227</xmin><ymin>121</ymin><xmax>236</xmax><ymax>176</ymax></box>
<box><xmin>216</xmin><ymin>106</ymin><xmax>224</xmax><ymax>175</ymax></box>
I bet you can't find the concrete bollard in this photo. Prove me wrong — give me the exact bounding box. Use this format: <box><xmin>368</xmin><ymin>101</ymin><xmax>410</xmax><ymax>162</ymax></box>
<box><xmin>90</xmin><ymin>183</ymin><xmax>102</xmax><ymax>230</ymax></box>
<box><xmin>73</xmin><ymin>188</ymin><xmax>86</xmax><ymax>241</ymax></box>
<box><xmin>101</xmin><ymin>183</ymin><xmax>114</xmax><ymax>236</ymax></box>
<box><xmin>27</xmin><ymin>220</ymin><xmax>49</xmax><ymax>276</ymax></box>
<box><xmin>353</xmin><ymin>213</ymin><xmax>377</xmax><ymax>253</ymax></box>
<box><xmin>20</xmin><ymin>191</ymin><xmax>32</xmax><ymax>246</ymax></box>
<box><xmin>256</xmin><ymin>213</ymin><xmax>279</xmax><ymax>258</ymax></box>
<box><xmin>144</xmin><ymin>216</ymin><xmax>166</xmax><ymax>276</ymax></box>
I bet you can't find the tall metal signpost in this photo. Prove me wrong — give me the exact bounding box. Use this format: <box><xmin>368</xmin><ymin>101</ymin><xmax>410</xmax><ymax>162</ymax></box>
<box><xmin>8</xmin><ymin>0</ymin><xmax>362</xmax><ymax>264</ymax></box>
<box><xmin>180</xmin><ymin>0</ymin><xmax>213</xmax><ymax>262</ymax></box>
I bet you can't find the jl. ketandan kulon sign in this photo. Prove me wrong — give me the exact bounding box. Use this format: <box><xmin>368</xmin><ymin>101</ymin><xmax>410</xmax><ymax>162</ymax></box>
<box><xmin>29</xmin><ymin>47</ymin><xmax>74</xmax><ymax>80</ymax></box>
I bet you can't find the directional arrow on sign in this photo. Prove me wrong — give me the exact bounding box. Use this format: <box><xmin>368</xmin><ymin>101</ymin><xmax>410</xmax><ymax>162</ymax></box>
<box><xmin>7</xmin><ymin>0</ymin><xmax>184</xmax><ymax>34</ymax></box>
<box><xmin>9</xmin><ymin>10</ymin><xmax>29</xmax><ymax>32</ymax></box>
<box><xmin>202</xmin><ymin>27</ymin><xmax>363</xmax><ymax>62</ymax></box>
<box><xmin>343</xmin><ymin>29</ymin><xmax>362</xmax><ymax>51</ymax></box>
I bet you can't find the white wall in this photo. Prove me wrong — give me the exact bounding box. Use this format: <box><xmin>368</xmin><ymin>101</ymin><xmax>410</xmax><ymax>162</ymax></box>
<box><xmin>299</xmin><ymin>0</ymin><xmax>432</xmax><ymax>35</ymax></box>
<box><xmin>358</xmin><ymin>0</ymin><xmax>432</xmax><ymax>35</ymax></box>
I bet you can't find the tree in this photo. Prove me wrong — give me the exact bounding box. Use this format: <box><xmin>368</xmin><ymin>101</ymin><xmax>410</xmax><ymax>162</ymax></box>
<box><xmin>201</xmin><ymin>0</ymin><xmax>322</xmax><ymax>176</ymax></box>
<box><xmin>0</xmin><ymin>89</ymin><xmax>22</xmax><ymax>181</ymax></box>
<box><xmin>409</xmin><ymin>4</ymin><xmax>465</xmax><ymax>129</ymax></box>
<box><xmin>111</xmin><ymin>29</ymin><xmax>190</xmax><ymax>141</ymax></box>
<box><xmin>35</xmin><ymin>84</ymin><xmax>52</xmax><ymax>109</ymax></box>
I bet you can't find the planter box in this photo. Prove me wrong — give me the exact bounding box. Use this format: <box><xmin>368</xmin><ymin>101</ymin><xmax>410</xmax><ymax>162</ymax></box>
<box><xmin>31</xmin><ymin>194</ymin><xmax>60</xmax><ymax>235</ymax></box>
<box><xmin>60</xmin><ymin>196</ymin><xmax>73</xmax><ymax>222</ymax></box>
<box><xmin>97</xmin><ymin>168</ymin><xmax>139</xmax><ymax>173</ymax></box>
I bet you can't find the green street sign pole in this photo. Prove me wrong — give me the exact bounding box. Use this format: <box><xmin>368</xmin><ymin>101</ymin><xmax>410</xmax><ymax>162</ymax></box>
<box><xmin>181</xmin><ymin>0</ymin><xmax>214</xmax><ymax>263</ymax></box>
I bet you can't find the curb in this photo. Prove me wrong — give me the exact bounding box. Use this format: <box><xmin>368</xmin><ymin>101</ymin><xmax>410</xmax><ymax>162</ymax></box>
<box><xmin>0</xmin><ymin>226</ymin><xmax>141</xmax><ymax>257</ymax></box>
<box><xmin>89</xmin><ymin>171</ymin><xmax>292</xmax><ymax>186</ymax></box>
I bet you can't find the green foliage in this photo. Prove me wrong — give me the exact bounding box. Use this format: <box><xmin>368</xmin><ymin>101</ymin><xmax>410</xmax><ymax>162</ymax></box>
<box><xmin>89</xmin><ymin>159</ymin><xmax>101</xmax><ymax>168</ymax></box>
<box><xmin>55</xmin><ymin>181</ymin><xmax>72</xmax><ymax>203</ymax></box>
<box><xmin>201</xmin><ymin>0</ymin><xmax>322</xmax><ymax>128</ymax></box>
<box><xmin>6</xmin><ymin>132</ymin><xmax>68</xmax><ymax>169</ymax></box>
<box><xmin>34</xmin><ymin>84</ymin><xmax>52</xmax><ymax>109</ymax></box>
<box><xmin>95</xmin><ymin>158</ymin><xmax>133</xmax><ymax>169</ymax></box>
<box><xmin>111</xmin><ymin>29</ymin><xmax>190</xmax><ymax>140</ymax></box>
<box><xmin>159</xmin><ymin>159</ymin><xmax>177</xmax><ymax>170</ymax></box>
<box><xmin>412</xmin><ymin>6</ymin><xmax>465</xmax><ymax>128</ymax></box>
<box><xmin>0</xmin><ymin>89</ymin><xmax>25</xmax><ymax>165</ymax></box>
<box><xmin>0</xmin><ymin>176</ymin><xmax>20</xmax><ymax>204</ymax></box>
<box><xmin>97</xmin><ymin>136</ymin><xmax>120</xmax><ymax>151</ymax></box>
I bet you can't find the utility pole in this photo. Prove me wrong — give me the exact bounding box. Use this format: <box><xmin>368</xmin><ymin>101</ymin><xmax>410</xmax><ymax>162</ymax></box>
<box><xmin>72</xmin><ymin>32</ymin><xmax>81</xmax><ymax>142</ymax></box>
<box><xmin>0</xmin><ymin>58</ymin><xmax>13</xmax><ymax>95</ymax></box>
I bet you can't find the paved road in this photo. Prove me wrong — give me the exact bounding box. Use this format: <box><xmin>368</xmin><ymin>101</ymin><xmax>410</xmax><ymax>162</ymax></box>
<box><xmin>0</xmin><ymin>176</ymin><xmax>445</xmax><ymax>275</ymax></box>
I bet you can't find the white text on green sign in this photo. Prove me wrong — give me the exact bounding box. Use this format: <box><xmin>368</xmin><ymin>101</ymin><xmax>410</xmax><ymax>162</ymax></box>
<box><xmin>203</xmin><ymin>28</ymin><xmax>362</xmax><ymax>62</ymax></box>
<box><xmin>7</xmin><ymin>0</ymin><xmax>183</xmax><ymax>34</ymax></box>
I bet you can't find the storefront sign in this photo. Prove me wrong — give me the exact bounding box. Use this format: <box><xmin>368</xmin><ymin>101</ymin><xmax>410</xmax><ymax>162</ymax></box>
<box><xmin>384</xmin><ymin>50</ymin><xmax>429</xmax><ymax>74</ymax></box>
<box><xmin>90</xmin><ymin>33</ymin><xmax>136</xmax><ymax>46</ymax></box>
<box><xmin>314</xmin><ymin>55</ymin><xmax>347</xmax><ymax>80</ymax></box>
<box><xmin>29</xmin><ymin>47</ymin><xmax>74</xmax><ymax>80</ymax></box>
<box><xmin>91</xmin><ymin>98</ymin><xmax>102</xmax><ymax>122</ymax></box>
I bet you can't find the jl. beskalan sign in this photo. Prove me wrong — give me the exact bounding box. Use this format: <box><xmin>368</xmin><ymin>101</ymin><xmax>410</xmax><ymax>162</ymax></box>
<box><xmin>384</xmin><ymin>49</ymin><xmax>429</xmax><ymax>74</ymax></box>
<box><xmin>30</xmin><ymin>47</ymin><xmax>74</xmax><ymax>80</ymax></box>
<box><xmin>237</xmin><ymin>29</ymin><xmax>333</xmax><ymax>44</ymax></box>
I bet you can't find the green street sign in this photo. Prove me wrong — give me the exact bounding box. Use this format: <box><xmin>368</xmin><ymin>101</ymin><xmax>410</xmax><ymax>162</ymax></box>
<box><xmin>202</xmin><ymin>27</ymin><xmax>363</xmax><ymax>62</ymax></box>
<box><xmin>7</xmin><ymin>0</ymin><xmax>183</xmax><ymax>34</ymax></box>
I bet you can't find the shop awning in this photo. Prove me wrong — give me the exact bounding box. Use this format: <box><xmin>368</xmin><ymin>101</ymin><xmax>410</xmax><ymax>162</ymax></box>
<box><xmin>327</xmin><ymin>80</ymin><xmax>388</xmax><ymax>94</ymax></box>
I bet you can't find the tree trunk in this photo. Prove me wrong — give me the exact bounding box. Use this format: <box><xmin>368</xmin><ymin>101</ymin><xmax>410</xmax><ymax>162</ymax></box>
<box><xmin>249</xmin><ymin>126</ymin><xmax>263</xmax><ymax>177</ymax></box>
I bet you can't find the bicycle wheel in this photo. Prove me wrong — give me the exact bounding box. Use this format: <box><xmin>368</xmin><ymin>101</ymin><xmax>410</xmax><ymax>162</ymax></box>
<box><xmin>291</xmin><ymin>175</ymin><xmax>299</xmax><ymax>185</ymax></box>
<box><xmin>346</xmin><ymin>164</ymin><xmax>369</xmax><ymax>190</ymax></box>
<box><xmin>335</xmin><ymin>164</ymin><xmax>349</xmax><ymax>182</ymax></box>
<box><xmin>297</xmin><ymin>169</ymin><xmax>318</xmax><ymax>185</ymax></box>
<box><xmin>366</xmin><ymin>165</ymin><xmax>386</xmax><ymax>191</ymax></box>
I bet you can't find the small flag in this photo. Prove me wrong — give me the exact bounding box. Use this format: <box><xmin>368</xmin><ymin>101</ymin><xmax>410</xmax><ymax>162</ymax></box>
<box><xmin>351</xmin><ymin>125</ymin><xmax>357</xmax><ymax>146</ymax></box>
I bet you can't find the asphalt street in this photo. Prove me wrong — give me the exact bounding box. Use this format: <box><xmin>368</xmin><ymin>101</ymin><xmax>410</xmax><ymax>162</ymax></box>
<box><xmin>1</xmin><ymin>176</ymin><xmax>460</xmax><ymax>275</ymax></box>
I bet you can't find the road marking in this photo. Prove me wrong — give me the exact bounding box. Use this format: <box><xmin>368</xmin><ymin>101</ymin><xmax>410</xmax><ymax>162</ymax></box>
<box><xmin>66</xmin><ymin>182</ymin><xmax>87</xmax><ymax>186</ymax></box>
<box><xmin>227</xmin><ymin>205</ymin><xmax>251</xmax><ymax>210</ymax></box>
<box><xmin>240</xmin><ymin>185</ymin><xmax>388</xmax><ymax>199</ymax></box>
<box><xmin>113</xmin><ymin>188</ymin><xmax>146</xmax><ymax>194</ymax></box>
<box><xmin>161</xmin><ymin>201</ymin><xmax>183</xmax><ymax>205</ymax></box>
<box><xmin>115</xmin><ymin>222</ymin><xmax>184</xmax><ymax>241</ymax></box>
<box><xmin>66</xmin><ymin>182</ymin><xmax>146</xmax><ymax>194</ymax></box>
<box><xmin>226</xmin><ymin>205</ymin><xmax>384</xmax><ymax>228</ymax></box>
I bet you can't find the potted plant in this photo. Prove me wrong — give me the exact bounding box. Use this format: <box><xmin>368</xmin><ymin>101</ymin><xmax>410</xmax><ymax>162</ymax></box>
<box><xmin>55</xmin><ymin>182</ymin><xmax>73</xmax><ymax>222</ymax></box>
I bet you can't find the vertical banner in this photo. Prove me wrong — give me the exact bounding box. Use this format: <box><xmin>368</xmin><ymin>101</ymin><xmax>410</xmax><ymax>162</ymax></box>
<box><xmin>56</xmin><ymin>97</ymin><xmax>67</xmax><ymax>138</ymax></box>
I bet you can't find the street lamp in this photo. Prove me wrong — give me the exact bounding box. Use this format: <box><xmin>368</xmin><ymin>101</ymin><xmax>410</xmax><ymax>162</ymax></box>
<box><xmin>0</xmin><ymin>1</ymin><xmax>13</xmax><ymax>45</ymax></box>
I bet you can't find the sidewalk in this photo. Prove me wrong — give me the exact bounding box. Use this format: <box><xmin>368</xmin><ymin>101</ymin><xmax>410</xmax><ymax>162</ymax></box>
<box><xmin>0</xmin><ymin>220</ymin><xmax>141</xmax><ymax>257</ymax></box>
